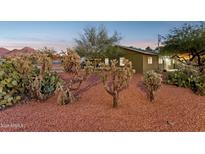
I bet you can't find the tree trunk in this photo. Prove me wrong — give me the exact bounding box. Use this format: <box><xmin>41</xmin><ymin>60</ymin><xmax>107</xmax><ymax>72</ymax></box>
<box><xmin>199</xmin><ymin>66</ymin><xmax>204</xmax><ymax>73</ymax></box>
<box><xmin>196</xmin><ymin>54</ymin><xmax>204</xmax><ymax>72</ymax></box>
<box><xmin>149</xmin><ymin>91</ymin><xmax>154</xmax><ymax>102</ymax></box>
<box><xmin>40</xmin><ymin>62</ymin><xmax>46</xmax><ymax>77</ymax></box>
<box><xmin>112</xmin><ymin>92</ymin><xmax>119</xmax><ymax>108</ymax></box>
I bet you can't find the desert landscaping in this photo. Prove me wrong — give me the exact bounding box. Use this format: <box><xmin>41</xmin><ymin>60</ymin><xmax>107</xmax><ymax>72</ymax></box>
<box><xmin>1</xmin><ymin>23</ymin><xmax>205</xmax><ymax>132</ymax></box>
<box><xmin>0</xmin><ymin>71</ymin><xmax>205</xmax><ymax>132</ymax></box>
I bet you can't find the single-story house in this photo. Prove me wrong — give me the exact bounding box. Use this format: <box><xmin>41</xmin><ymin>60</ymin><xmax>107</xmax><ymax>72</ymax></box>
<box><xmin>113</xmin><ymin>45</ymin><xmax>176</xmax><ymax>73</ymax></box>
<box><xmin>116</xmin><ymin>45</ymin><xmax>158</xmax><ymax>73</ymax></box>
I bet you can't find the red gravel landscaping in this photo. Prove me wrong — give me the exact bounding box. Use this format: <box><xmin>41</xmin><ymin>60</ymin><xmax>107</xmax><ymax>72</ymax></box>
<box><xmin>0</xmin><ymin>73</ymin><xmax>205</xmax><ymax>132</ymax></box>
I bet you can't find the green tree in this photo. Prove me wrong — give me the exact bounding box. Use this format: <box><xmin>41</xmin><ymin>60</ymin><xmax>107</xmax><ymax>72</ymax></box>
<box><xmin>74</xmin><ymin>25</ymin><xmax>122</xmax><ymax>58</ymax></box>
<box><xmin>161</xmin><ymin>23</ymin><xmax>205</xmax><ymax>72</ymax></box>
<box><xmin>103</xmin><ymin>46</ymin><xmax>125</xmax><ymax>60</ymax></box>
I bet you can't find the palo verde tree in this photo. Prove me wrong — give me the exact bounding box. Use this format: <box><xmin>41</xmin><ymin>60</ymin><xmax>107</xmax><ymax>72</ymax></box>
<box><xmin>75</xmin><ymin>25</ymin><xmax>122</xmax><ymax>58</ymax></box>
<box><xmin>161</xmin><ymin>22</ymin><xmax>205</xmax><ymax>72</ymax></box>
<box><xmin>103</xmin><ymin>46</ymin><xmax>125</xmax><ymax>60</ymax></box>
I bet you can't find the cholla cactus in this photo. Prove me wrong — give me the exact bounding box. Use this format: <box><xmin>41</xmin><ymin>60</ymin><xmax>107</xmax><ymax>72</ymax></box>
<box><xmin>57</xmin><ymin>89</ymin><xmax>74</xmax><ymax>105</ymax></box>
<box><xmin>38</xmin><ymin>47</ymin><xmax>56</xmax><ymax>58</ymax></box>
<box><xmin>83</xmin><ymin>60</ymin><xmax>97</xmax><ymax>78</ymax></box>
<box><xmin>56</xmin><ymin>75</ymin><xmax>84</xmax><ymax>105</ymax></box>
<box><xmin>31</xmin><ymin>52</ymin><xmax>52</xmax><ymax>77</ymax></box>
<box><xmin>9</xmin><ymin>55</ymin><xmax>34</xmax><ymax>76</ymax></box>
<box><xmin>143</xmin><ymin>71</ymin><xmax>162</xmax><ymax>102</ymax></box>
<box><xmin>30</xmin><ymin>76</ymin><xmax>44</xmax><ymax>100</ymax></box>
<box><xmin>62</xmin><ymin>49</ymin><xmax>81</xmax><ymax>74</ymax></box>
<box><xmin>56</xmin><ymin>81</ymin><xmax>74</xmax><ymax>105</ymax></box>
<box><xmin>99</xmin><ymin>59</ymin><xmax>135</xmax><ymax>108</ymax></box>
<box><xmin>37</xmin><ymin>53</ymin><xmax>52</xmax><ymax>77</ymax></box>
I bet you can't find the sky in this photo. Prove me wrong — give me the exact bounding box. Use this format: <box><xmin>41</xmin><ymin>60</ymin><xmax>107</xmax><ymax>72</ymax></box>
<box><xmin>0</xmin><ymin>21</ymin><xmax>198</xmax><ymax>51</ymax></box>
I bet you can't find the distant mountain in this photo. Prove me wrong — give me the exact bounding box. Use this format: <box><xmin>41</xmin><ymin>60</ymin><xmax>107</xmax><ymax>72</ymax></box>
<box><xmin>0</xmin><ymin>47</ymin><xmax>36</xmax><ymax>57</ymax></box>
<box><xmin>7</xmin><ymin>47</ymin><xmax>36</xmax><ymax>56</ymax></box>
<box><xmin>0</xmin><ymin>48</ymin><xmax>10</xmax><ymax>57</ymax></box>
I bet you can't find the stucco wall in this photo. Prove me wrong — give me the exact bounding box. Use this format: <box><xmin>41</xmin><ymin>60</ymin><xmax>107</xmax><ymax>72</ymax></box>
<box><xmin>118</xmin><ymin>47</ymin><xmax>158</xmax><ymax>73</ymax></box>
<box><xmin>117</xmin><ymin>48</ymin><xmax>143</xmax><ymax>73</ymax></box>
<box><xmin>142</xmin><ymin>54</ymin><xmax>158</xmax><ymax>73</ymax></box>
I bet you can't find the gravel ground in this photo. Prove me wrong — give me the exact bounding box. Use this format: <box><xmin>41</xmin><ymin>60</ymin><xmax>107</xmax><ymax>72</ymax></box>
<box><xmin>0</xmin><ymin>73</ymin><xmax>205</xmax><ymax>132</ymax></box>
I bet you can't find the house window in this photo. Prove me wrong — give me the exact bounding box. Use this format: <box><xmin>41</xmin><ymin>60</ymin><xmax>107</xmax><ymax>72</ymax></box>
<box><xmin>119</xmin><ymin>57</ymin><xmax>125</xmax><ymax>66</ymax></box>
<box><xmin>105</xmin><ymin>58</ymin><xmax>109</xmax><ymax>65</ymax></box>
<box><xmin>165</xmin><ymin>58</ymin><xmax>171</xmax><ymax>66</ymax></box>
<box><xmin>148</xmin><ymin>57</ymin><xmax>152</xmax><ymax>64</ymax></box>
<box><xmin>158</xmin><ymin>58</ymin><xmax>163</xmax><ymax>64</ymax></box>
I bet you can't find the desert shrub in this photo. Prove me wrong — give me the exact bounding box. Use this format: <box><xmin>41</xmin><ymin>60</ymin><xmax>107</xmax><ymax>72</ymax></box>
<box><xmin>0</xmin><ymin>55</ymin><xmax>60</xmax><ymax>110</ymax></box>
<box><xmin>23</xmin><ymin>52</ymin><xmax>60</xmax><ymax>100</ymax></box>
<box><xmin>62</xmin><ymin>49</ymin><xmax>81</xmax><ymax>74</ymax></box>
<box><xmin>190</xmin><ymin>75</ymin><xmax>205</xmax><ymax>95</ymax></box>
<box><xmin>166</xmin><ymin>67</ymin><xmax>205</xmax><ymax>96</ymax></box>
<box><xmin>143</xmin><ymin>71</ymin><xmax>162</xmax><ymax>102</ymax></box>
<box><xmin>41</xmin><ymin>72</ymin><xmax>60</xmax><ymax>95</ymax></box>
<box><xmin>167</xmin><ymin>71</ymin><xmax>189</xmax><ymax>87</ymax></box>
<box><xmin>24</xmin><ymin>71</ymin><xmax>60</xmax><ymax>100</ymax></box>
<box><xmin>33</xmin><ymin>52</ymin><xmax>52</xmax><ymax>76</ymax></box>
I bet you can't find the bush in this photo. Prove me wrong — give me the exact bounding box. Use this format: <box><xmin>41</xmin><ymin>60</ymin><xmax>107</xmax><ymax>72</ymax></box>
<box><xmin>0</xmin><ymin>56</ymin><xmax>61</xmax><ymax>110</ymax></box>
<box><xmin>41</xmin><ymin>72</ymin><xmax>60</xmax><ymax>95</ymax></box>
<box><xmin>27</xmin><ymin>72</ymin><xmax>60</xmax><ymax>100</ymax></box>
<box><xmin>192</xmin><ymin>75</ymin><xmax>205</xmax><ymax>95</ymax></box>
<box><xmin>62</xmin><ymin>49</ymin><xmax>81</xmax><ymax>74</ymax></box>
<box><xmin>143</xmin><ymin>71</ymin><xmax>162</xmax><ymax>102</ymax></box>
<box><xmin>166</xmin><ymin>68</ymin><xmax>205</xmax><ymax>96</ymax></box>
